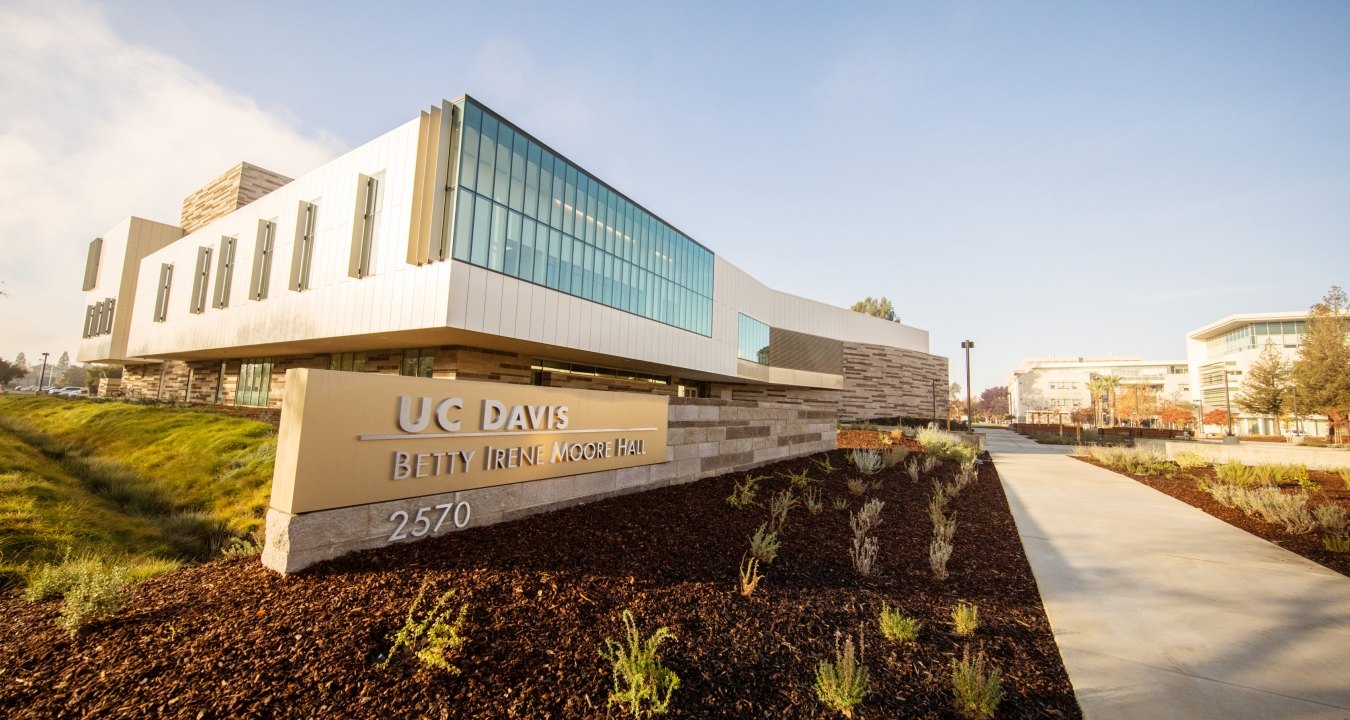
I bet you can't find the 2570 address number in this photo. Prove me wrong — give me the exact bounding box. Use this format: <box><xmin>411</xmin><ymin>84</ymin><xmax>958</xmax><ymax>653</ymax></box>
<box><xmin>387</xmin><ymin>501</ymin><xmax>471</xmax><ymax>542</ymax></box>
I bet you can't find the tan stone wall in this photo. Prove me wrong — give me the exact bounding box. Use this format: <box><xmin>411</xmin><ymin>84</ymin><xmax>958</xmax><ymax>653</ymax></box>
<box><xmin>841</xmin><ymin>342</ymin><xmax>949</xmax><ymax>423</ymax></box>
<box><xmin>263</xmin><ymin>396</ymin><xmax>837</xmax><ymax>573</ymax></box>
<box><xmin>180</xmin><ymin>162</ymin><xmax>293</xmax><ymax>234</ymax></box>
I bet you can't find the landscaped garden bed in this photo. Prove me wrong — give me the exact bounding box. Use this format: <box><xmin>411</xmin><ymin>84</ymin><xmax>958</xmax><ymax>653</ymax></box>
<box><xmin>1074</xmin><ymin>447</ymin><xmax>1350</xmax><ymax>577</ymax></box>
<box><xmin>1</xmin><ymin>445</ymin><xmax>1080</xmax><ymax>718</ymax></box>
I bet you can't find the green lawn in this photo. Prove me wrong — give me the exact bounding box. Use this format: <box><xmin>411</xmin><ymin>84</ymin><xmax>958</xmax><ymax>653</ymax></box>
<box><xmin>0</xmin><ymin>396</ymin><xmax>277</xmax><ymax>587</ymax></box>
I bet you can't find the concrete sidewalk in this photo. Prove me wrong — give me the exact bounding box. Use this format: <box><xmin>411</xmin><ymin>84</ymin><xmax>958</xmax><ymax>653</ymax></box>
<box><xmin>982</xmin><ymin>428</ymin><xmax>1350</xmax><ymax>719</ymax></box>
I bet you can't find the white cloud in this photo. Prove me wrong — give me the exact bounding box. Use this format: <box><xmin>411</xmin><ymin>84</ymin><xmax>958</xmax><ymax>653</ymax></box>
<box><xmin>0</xmin><ymin>0</ymin><xmax>344</xmax><ymax>363</ymax></box>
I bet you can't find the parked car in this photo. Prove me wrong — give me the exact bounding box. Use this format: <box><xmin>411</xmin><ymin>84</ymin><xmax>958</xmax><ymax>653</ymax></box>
<box><xmin>52</xmin><ymin>387</ymin><xmax>88</xmax><ymax>397</ymax></box>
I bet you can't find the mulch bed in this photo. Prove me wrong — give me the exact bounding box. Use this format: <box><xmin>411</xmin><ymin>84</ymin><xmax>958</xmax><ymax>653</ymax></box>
<box><xmin>1075</xmin><ymin>458</ymin><xmax>1350</xmax><ymax>577</ymax></box>
<box><xmin>836</xmin><ymin>429</ymin><xmax>925</xmax><ymax>454</ymax></box>
<box><xmin>1</xmin><ymin>449</ymin><xmax>1080</xmax><ymax>719</ymax></box>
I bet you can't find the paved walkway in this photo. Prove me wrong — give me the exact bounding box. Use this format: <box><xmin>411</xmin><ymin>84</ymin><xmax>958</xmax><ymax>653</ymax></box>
<box><xmin>981</xmin><ymin>428</ymin><xmax>1350</xmax><ymax>720</ymax></box>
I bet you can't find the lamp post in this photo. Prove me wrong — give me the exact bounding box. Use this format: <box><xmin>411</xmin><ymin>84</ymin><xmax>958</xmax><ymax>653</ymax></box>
<box><xmin>38</xmin><ymin>352</ymin><xmax>49</xmax><ymax>393</ymax></box>
<box><xmin>931</xmin><ymin>378</ymin><xmax>938</xmax><ymax>425</ymax></box>
<box><xmin>961</xmin><ymin>340</ymin><xmax>974</xmax><ymax>431</ymax></box>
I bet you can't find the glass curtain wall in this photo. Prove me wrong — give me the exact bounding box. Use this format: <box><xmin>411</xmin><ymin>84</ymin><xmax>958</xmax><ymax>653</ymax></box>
<box><xmin>450</xmin><ymin>98</ymin><xmax>713</xmax><ymax>336</ymax></box>
<box><xmin>737</xmin><ymin>314</ymin><xmax>770</xmax><ymax>365</ymax></box>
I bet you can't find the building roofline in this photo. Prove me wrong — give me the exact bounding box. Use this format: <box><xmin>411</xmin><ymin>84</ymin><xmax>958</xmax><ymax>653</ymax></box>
<box><xmin>1186</xmin><ymin>311</ymin><xmax>1309</xmax><ymax>340</ymax></box>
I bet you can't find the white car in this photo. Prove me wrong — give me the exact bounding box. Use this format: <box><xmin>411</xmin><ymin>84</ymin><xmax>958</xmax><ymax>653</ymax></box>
<box><xmin>52</xmin><ymin>387</ymin><xmax>88</xmax><ymax>397</ymax></box>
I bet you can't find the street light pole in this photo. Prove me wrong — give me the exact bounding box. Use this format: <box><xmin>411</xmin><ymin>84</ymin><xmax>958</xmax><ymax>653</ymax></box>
<box><xmin>38</xmin><ymin>352</ymin><xmax>49</xmax><ymax>393</ymax></box>
<box><xmin>961</xmin><ymin>341</ymin><xmax>974</xmax><ymax>431</ymax></box>
<box><xmin>931</xmin><ymin>378</ymin><xmax>938</xmax><ymax>425</ymax></box>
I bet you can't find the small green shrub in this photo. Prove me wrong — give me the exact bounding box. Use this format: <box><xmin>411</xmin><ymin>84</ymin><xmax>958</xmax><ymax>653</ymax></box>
<box><xmin>878</xmin><ymin>604</ymin><xmax>920</xmax><ymax>643</ymax></box>
<box><xmin>951</xmin><ymin>646</ymin><xmax>1003</xmax><ymax>719</ymax></box>
<box><xmin>600</xmin><ymin>610</ymin><xmax>680</xmax><ymax>719</ymax></box>
<box><xmin>802</xmin><ymin>487</ymin><xmax>824</xmax><ymax>515</ymax></box>
<box><xmin>952</xmin><ymin>602</ymin><xmax>979</xmax><ymax>636</ymax></box>
<box><xmin>381</xmin><ymin>580</ymin><xmax>468</xmax><ymax>674</ymax></box>
<box><xmin>921</xmin><ymin>455</ymin><xmax>940</xmax><ymax>474</ymax></box>
<box><xmin>831</xmin><ymin>497</ymin><xmax>850</xmax><ymax>511</ymax></box>
<box><xmin>815</xmin><ymin>632</ymin><xmax>869</xmax><ymax>718</ymax></box>
<box><xmin>904</xmin><ymin>459</ymin><xmax>920</xmax><ymax>483</ymax></box>
<box><xmin>767</xmin><ymin>490</ymin><xmax>795</xmax><ymax>533</ymax></box>
<box><xmin>727</xmin><ymin>475</ymin><xmax>761</xmax><ymax>509</ymax></box>
<box><xmin>220</xmin><ymin>535</ymin><xmax>263</xmax><ymax>558</ymax></box>
<box><xmin>1313</xmin><ymin>503</ymin><xmax>1347</xmax><ymax>533</ymax></box>
<box><xmin>1215</xmin><ymin>459</ymin><xmax>1259</xmax><ymax>486</ymax></box>
<box><xmin>850</xmin><ymin>449</ymin><xmax>883</xmax><ymax>476</ymax></box>
<box><xmin>1323</xmin><ymin>534</ymin><xmax>1350</xmax><ymax>553</ymax></box>
<box><xmin>749</xmin><ymin>523</ymin><xmax>780</xmax><ymax>565</ymax></box>
<box><xmin>784</xmin><ymin>468</ymin><xmax>812</xmax><ymax>490</ymax></box>
<box><xmin>53</xmin><ymin>558</ymin><xmax>130</xmax><ymax>635</ymax></box>
<box><xmin>1174</xmin><ymin>451</ymin><xmax>1210</xmax><ymax>469</ymax></box>
<box><xmin>846</xmin><ymin>478</ymin><xmax>867</xmax><ymax>496</ymax></box>
<box><xmin>812</xmin><ymin>454</ymin><xmax>836</xmax><ymax>474</ymax></box>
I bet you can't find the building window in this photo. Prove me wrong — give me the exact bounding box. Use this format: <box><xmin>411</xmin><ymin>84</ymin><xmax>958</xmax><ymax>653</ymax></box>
<box><xmin>291</xmin><ymin>201</ymin><xmax>318</xmax><ymax>291</ymax></box>
<box><xmin>401</xmin><ymin>348</ymin><xmax>435</xmax><ymax>378</ymax></box>
<box><xmin>448</xmin><ymin>99</ymin><xmax>714</xmax><ymax>336</ymax></box>
<box><xmin>153</xmin><ymin>263</ymin><xmax>173</xmax><ymax>322</ymax></box>
<box><xmin>213</xmin><ymin>236</ymin><xmax>236</xmax><ymax>309</ymax></box>
<box><xmin>738</xmin><ymin>314</ymin><xmax>771</xmax><ymax>364</ymax></box>
<box><xmin>189</xmin><ymin>246</ymin><xmax>212</xmax><ymax>314</ymax></box>
<box><xmin>82</xmin><ymin>237</ymin><xmax>102</xmax><ymax>291</ymax></box>
<box><xmin>250</xmin><ymin>220</ymin><xmax>276</xmax><ymax>300</ymax></box>
<box><xmin>531</xmin><ymin>359</ymin><xmax>670</xmax><ymax>385</ymax></box>
<box><xmin>329</xmin><ymin>352</ymin><xmax>366</xmax><ymax>372</ymax></box>
<box><xmin>236</xmin><ymin>359</ymin><xmax>273</xmax><ymax>407</ymax></box>
<box><xmin>83</xmin><ymin>305</ymin><xmax>95</xmax><ymax>338</ymax></box>
<box><xmin>351</xmin><ymin>173</ymin><xmax>383</xmax><ymax>278</ymax></box>
<box><xmin>101</xmin><ymin>298</ymin><xmax>115</xmax><ymax>335</ymax></box>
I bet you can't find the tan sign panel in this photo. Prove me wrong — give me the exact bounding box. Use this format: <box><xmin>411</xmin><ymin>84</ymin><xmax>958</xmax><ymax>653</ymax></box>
<box><xmin>271</xmin><ymin>369</ymin><xmax>669</xmax><ymax>514</ymax></box>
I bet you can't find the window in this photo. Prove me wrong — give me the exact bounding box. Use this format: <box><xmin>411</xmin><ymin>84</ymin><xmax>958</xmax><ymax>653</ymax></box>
<box><xmin>101</xmin><ymin>298</ymin><xmax>114</xmax><ymax>335</ymax></box>
<box><xmin>153</xmin><ymin>263</ymin><xmax>173</xmax><ymax>322</ymax></box>
<box><xmin>291</xmin><ymin>201</ymin><xmax>318</xmax><ymax>291</ymax></box>
<box><xmin>189</xmin><ymin>246</ymin><xmax>212</xmax><ymax>314</ymax></box>
<box><xmin>236</xmin><ymin>359</ymin><xmax>273</xmax><ymax>407</ymax></box>
<box><xmin>738</xmin><ymin>314</ymin><xmax>771</xmax><ymax>364</ymax></box>
<box><xmin>83</xmin><ymin>237</ymin><xmax>102</xmax><ymax>291</ymax></box>
<box><xmin>213</xmin><ymin>236</ymin><xmax>236</xmax><ymax>308</ymax></box>
<box><xmin>83</xmin><ymin>305</ymin><xmax>95</xmax><ymax>338</ymax></box>
<box><xmin>351</xmin><ymin>173</ymin><xmax>383</xmax><ymax>278</ymax></box>
<box><xmin>531</xmin><ymin>359</ymin><xmax>670</xmax><ymax>385</ymax></box>
<box><xmin>401</xmin><ymin>348</ymin><xmax>435</xmax><ymax>378</ymax></box>
<box><xmin>250</xmin><ymin>220</ymin><xmax>276</xmax><ymax>300</ymax></box>
<box><xmin>329</xmin><ymin>352</ymin><xmax>366</xmax><ymax>372</ymax></box>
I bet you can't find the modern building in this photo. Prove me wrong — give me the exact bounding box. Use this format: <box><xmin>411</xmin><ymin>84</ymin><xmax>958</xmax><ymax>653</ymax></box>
<box><xmin>1185</xmin><ymin>311</ymin><xmax>1328</xmax><ymax>436</ymax></box>
<box><xmin>77</xmin><ymin>95</ymin><xmax>946</xmax><ymax>423</ymax></box>
<box><xmin>1007</xmin><ymin>356</ymin><xmax>1190</xmax><ymax>425</ymax></box>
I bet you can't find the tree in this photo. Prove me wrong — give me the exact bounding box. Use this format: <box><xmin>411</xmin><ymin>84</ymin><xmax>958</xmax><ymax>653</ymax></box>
<box><xmin>1086</xmin><ymin>376</ymin><xmax>1108</xmax><ymax>426</ymax></box>
<box><xmin>1158</xmin><ymin>402</ymin><xmax>1195</xmax><ymax>429</ymax></box>
<box><xmin>0</xmin><ymin>358</ymin><xmax>24</xmax><ymax>385</ymax></box>
<box><xmin>13</xmin><ymin>352</ymin><xmax>27</xmax><ymax>374</ymax></box>
<box><xmin>977</xmin><ymin>386</ymin><xmax>1008</xmax><ymax>420</ymax></box>
<box><xmin>1115</xmin><ymin>384</ymin><xmax>1159</xmax><ymax>426</ymax></box>
<box><xmin>83</xmin><ymin>364</ymin><xmax>123</xmax><ymax>392</ymax></box>
<box><xmin>1236</xmin><ymin>341</ymin><xmax>1287</xmax><ymax>418</ymax></box>
<box><xmin>54</xmin><ymin>352</ymin><xmax>71</xmax><ymax>383</ymax></box>
<box><xmin>1291</xmin><ymin>285</ymin><xmax>1350</xmax><ymax>442</ymax></box>
<box><xmin>850</xmin><ymin>296</ymin><xmax>897</xmax><ymax>322</ymax></box>
<box><xmin>1203</xmin><ymin>409</ymin><xmax>1230</xmax><ymax>428</ymax></box>
<box><xmin>1070</xmin><ymin>406</ymin><xmax>1095</xmax><ymax>426</ymax></box>
<box><xmin>1098</xmin><ymin>374</ymin><xmax>1122</xmax><ymax>427</ymax></box>
<box><xmin>59</xmin><ymin>364</ymin><xmax>87</xmax><ymax>389</ymax></box>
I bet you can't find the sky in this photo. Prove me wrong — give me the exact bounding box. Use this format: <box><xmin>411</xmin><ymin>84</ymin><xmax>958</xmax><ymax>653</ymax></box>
<box><xmin>1</xmin><ymin>0</ymin><xmax>1347</xmax><ymax>393</ymax></box>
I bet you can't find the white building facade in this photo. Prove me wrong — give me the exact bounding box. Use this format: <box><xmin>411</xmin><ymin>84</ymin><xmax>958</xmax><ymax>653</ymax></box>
<box><xmin>1007</xmin><ymin>356</ymin><xmax>1190</xmax><ymax>425</ymax></box>
<box><xmin>77</xmin><ymin>95</ymin><xmax>946</xmax><ymax>422</ymax></box>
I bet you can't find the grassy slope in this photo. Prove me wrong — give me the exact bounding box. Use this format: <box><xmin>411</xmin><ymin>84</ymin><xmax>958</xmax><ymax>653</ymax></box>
<box><xmin>0</xmin><ymin>397</ymin><xmax>276</xmax><ymax>585</ymax></box>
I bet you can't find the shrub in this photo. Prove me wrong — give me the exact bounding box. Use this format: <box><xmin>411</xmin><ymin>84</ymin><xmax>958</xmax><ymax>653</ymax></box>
<box><xmin>929</xmin><ymin>534</ymin><xmax>954</xmax><ymax>581</ymax></box>
<box><xmin>55</xmin><ymin>558</ymin><xmax>131</xmax><ymax>635</ymax></box>
<box><xmin>850</xmin><ymin>499</ymin><xmax>884</xmax><ymax>541</ymax></box>
<box><xmin>749</xmin><ymin>523</ymin><xmax>780</xmax><ymax>565</ymax></box>
<box><xmin>904</xmin><ymin>459</ymin><xmax>920</xmax><ymax>483</ymax></box>
<box><xmin>600</xmin><ymin>610</ymin><xmax>680</xmax><ymax>718</ymax></box>
<box><xmin>921</xmin><ymin>455</ymin><xmax>940</xmax><ymax>474</ymax></box>
<box><xmin>158</xmin><ymin>510</ymin><xmax>232</xmax><ymax>561</ymax></box>
<box><xmin>846</xmin><ymin>478</ymin><xmax>868</xmax><ymax>496</ymax></box>
<box><xmin>831</xmin><ymin>497</ymin><xmax>850</xmax><ymax>511</ymax></box>
<box><xmin>1324</xmin><ymin>534</ymin><xmax>1350</xmax><ymax>553</ymax></box>
<box><xmin>951</xmin><ymin>646</ymin><xmax>1003</xmax><ymax>719</ymax></box>
<box><xmin>812</xmin><ymin>454</ymin><xmax>836</xmax><ymax>474</ymax></box>
<box><xmin>221</xmin><ymin>535</ymin><xmax>263</xmax><ymax>558</ymax></box>
<box><xmin>803</xmin><ymin>487</ymin><xmax>824</xmax><ymax>515</ymax></box>
<box><xmin>785</xmin><ymin>468</ymin><xmax>812</xmax><ymax>490</ymax></box>
<box><xmin>850</xmin><ymin>535</ymin><xmax>878</xmax><ymax>577</ymax></box>
<box><xmin>727</xmin><ymin>475</ymin><xmax>761</xmax><ymax>509</ymax></box>
<box><xmin>768</xmin><ymin>490</ymin><xmax>795</xmax><ymax>533</ymax></box>
<box><xmin>952</xmin><ymin>602</ymin><xmax>979</xmax><ymax>636</ymax></box>
<box><xmin>1340</xmin><ymin>468</ymin><xmax>1350</xmax><ymax>490</ymax></box>
<box><xmin>738</xmin><ymin>555</ymin><xmax>763</xmax><ymax>597</ymax></box>
<box><xmin>1087</xmin><ymin>446</ymin><xmax>1170</xmax><ymax>476</ymax></box>
<box><xmin>815</xmin><ymin>631</ymin><xmax>869</xmax><ymax>718</ymax></box>
<box><xmin>1313</xmin><ymin>503</ymin><xmax>1347</xmax><ymax>533</ymax></box>
<box><xmin>1215</xmin><ymin>459</ymin><xmax>1259</xmax><ymax>486</ymax></box>
<box><xmin>381</xmin><ymin>580</ymin><xmax>468</xmax><ymax>674</ymax></box>
<box><xmin>878</xmin><ymin>604</ymin><xmax>920</xmax><ymax>643</ymax></box>
<box><xmin>1174</xmin><ymin>451</ymin><xmax>1211</xmax><ymax>469</ymax></box>
<box><xmin>850</xmin><ymin>449</ymin><xmax>883</xmax><ymax>477</ymax></box>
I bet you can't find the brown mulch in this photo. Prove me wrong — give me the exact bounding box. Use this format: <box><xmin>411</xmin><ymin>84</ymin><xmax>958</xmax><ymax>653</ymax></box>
<box><xmin>1075</xmin><ymin>458</ymin><xmax>1350</xmax><ymax>577</ymax></box>
<box><xmin>1</xmin><ymin>451</ymin><xmax>1080</xmax><ymax>719</ymax></box>
<box><xmin>836</xmin><ymin>429</ymin><xmax>926</xmax><ymax>454</ymax></box>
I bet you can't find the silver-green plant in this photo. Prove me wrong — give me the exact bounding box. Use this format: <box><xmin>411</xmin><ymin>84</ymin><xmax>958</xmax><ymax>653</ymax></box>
<box><xmin>812</xmin><ymin>453</ymin><xmax>836</xmax><ymax>474</ymax></box>
<box><xmin>749</xmin><ymin>523</ymin><xmax>781</xmax><ymax>565</ymax></box>
<box><xmin>1313</xmin><ymin>503</ymin><xmax>1347</xmax><ymax>533</ymax></box>
<box><xmin>878</xmin><ymin>604</ymin><xmax>921</xmax><ymax>643</ymax></box>
<box><xmin>850</xmin><ymin>499</ymin><xmax>884</xmax><ymax>541</ymax></box>
<box><xmin>1324</xmin><ymin>533</ymin><xmax>1350</xmax><ymax>553</ymax></box>
<box><xmin>55</xmin><ymin>559</ymin><xmax>131</xmax><ymax>636</ymax></box>
<box><xmin>921</xmin><ymin>455</ymin><xmax>940</xmax><ymax>474</ymax></box>
<box><xmin>600</xmin><ymin>610</ymin><xmax>680</xmax><ymax>718</ymax></box>
<box><xmin>850</xmin><ymin>449</ymin><xmax>884</xmax><ymax>476</ymax></box>
<box><xmin>929</xmin><ymin>533</ymin><xmax>954</xmax><ymax>581</ymax></box>
<box><xmin>831</xmin><ymin>497</ymin><xmax>850</xmax><ymax>511</ymax></box>
<box><xmin>952</xmin><ymin>601</ymin><xmax>979</xmax><ymax>636</ymax></box>
<box><xmin>904</xmin><ymin>458</ymin><xmax>920</xmax><ymax>483</ymax></box>
<box><xmin>951</xmin><ymin>646</ymin><xmax>1003</xmax><ymax>719</ymax></box>
<box><xmin>1215</xmin><ymin>459</ymin><xmax>1259</xmax><ymax>486</ymax></box>
<box><xmin>727</xmin><ymin>475</ymin><xmax>761</xmax><ymax>509</ymax></box>
<box><xmin>850</xmin><ymin>535</ymin><xmax>878</xmax><ymax>577</ymax></box>
<box><xmin>785</xmin><ymin>468</ymin><xmax>812</xmax><ymax>490</ymax></box>
<box><xmin>221</xmin><ymin>535</ymin><xmax>263</xmax><ymax>558</ymax></box>
<box><xmin>768</xmin><ymin>489</ymin><xmax>796</xmax><ymax>533</ymax></box>
<box><xmin>381</xmin><ymin>580</ymin><xmax>468</xmax><ymax>674</ymax></box>
<box><xmin>846</xmin><ymin>477</ymin><xmax>868</xmax><ymax>496</ymax></box>
<box><xmin>815</xmin><ymin>631</ymin><xmax>869</xmax><ymax>718</ymax></box>
<box><xmin>1174</xmin><ymin>450</ymin><xmax>1211</xmax><ymax>469</ymax></box>
<box><xmin>803</xmin><ymin>487</ymin><xmax>824</xmax><ymax>515</ymax></box>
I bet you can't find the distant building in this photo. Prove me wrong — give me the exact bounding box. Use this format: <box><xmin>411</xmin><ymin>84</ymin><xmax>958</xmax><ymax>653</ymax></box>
<box><xmin>1185</xmin><ymin>311</ymin><xmax>1328</xmax><ymax>436</ymax></box>
<box><xmin>1007</xmin><ymin>356</ymin><xmax>1190</xmax><ymax>425</ymax></box>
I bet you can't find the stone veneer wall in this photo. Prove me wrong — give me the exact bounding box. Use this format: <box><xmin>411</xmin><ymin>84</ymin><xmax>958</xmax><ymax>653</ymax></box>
<box><xmin>262</xmin><ymin>396</ymin><xmax>837</xmax><ymax>573</ymax></box>
<box><xmin>840</xmin><ymin>342</ymin><xmax>949</xmax><ymax>422</ymax></box>
<box><xmin>180</xmin><ymin>162</ymin><xmax>293</xmax><ymax>234</ymax></box>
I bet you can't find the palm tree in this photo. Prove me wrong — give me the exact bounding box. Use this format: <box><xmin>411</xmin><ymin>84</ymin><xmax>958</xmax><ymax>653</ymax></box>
<box><xmin>1087</xmin><ymin>376</ymin><xmax>1108</xmax><ymax>426</ymax></box>
<box><xmin>1099</xmin><ymin>374</ymin><xmax>1122</xmax><ymax>427</ymax></box>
